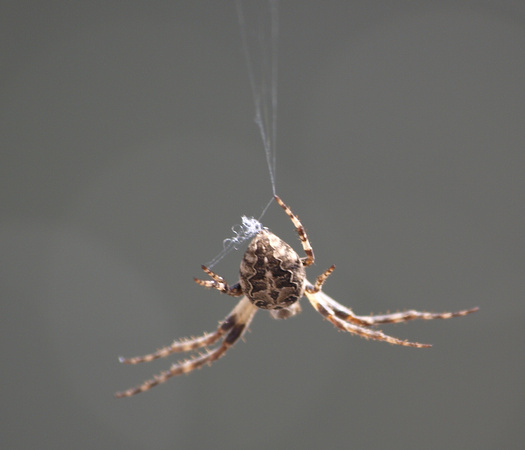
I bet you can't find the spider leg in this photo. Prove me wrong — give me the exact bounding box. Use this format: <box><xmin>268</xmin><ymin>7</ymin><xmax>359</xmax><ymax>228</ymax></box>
<box><xmin>194</xmin><ymin>265</ymin><xmax>243</xmax><ymax>296</ymax></box>
<box><xmin>274</xmin><ymin>195</ymin><xmax>315</xmax><ymax>266</ymax></box>
<box><xmin>304</xmin><ymin>289</ymin><xmax>432</xmax><ymax>348</ymax></box>
<box><xmin>115</xmin><ymin>297</ymin><xmax>257</xmax><ymax>398</ymax></box>
<box><xmin>306</xmin><ymin>273</ymin><xmax>372</xmax><ymax>327</ymax></box>
<box><xmin>118</xmin><ymin>316</ymin><xmax>237</xmax><ymax>365</ymax></box>
<box><xmin>306</xmin><ymin>276</ymin><xmax>478</xmax><ymax>328</ymax></box>
<box><xmin>350</xmin><ymin>306</ymin><xmax>479</xmax><ymax>326</ymax></box>
<box><xmin>307</xmin><ymin>265</ymin><xmax>336</xmax><ymax>293</ymax></box>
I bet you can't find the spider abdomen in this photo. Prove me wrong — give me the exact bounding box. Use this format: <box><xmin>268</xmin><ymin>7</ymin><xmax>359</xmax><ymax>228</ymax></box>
<box><xmin>239</xmin><ymin>230</ymin><xmax>306</xmax><ymax>310</ymax></box>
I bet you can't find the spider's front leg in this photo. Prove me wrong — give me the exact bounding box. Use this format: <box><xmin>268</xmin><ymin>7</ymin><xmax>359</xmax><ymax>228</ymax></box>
<box><xmin>305</xmin><ymin>265</ymin><xmax>478</xmax><ymax>343</ymax></box>
<box><xmin>305</xmin><ymin>288</ymin><xmax>433</xmax><ymax>348</ymax></box>
<box><xmin>115</xmin><ymin>296</ymin><xmax>257</xmax><ymax>398</ymax></box>
<box><xmin>348</xmin><ymin>306</ymin><xmax>479</xmax><ymax>326</ymax></box>
<box><xmin>308</xmin><ymin>268</ymin><xmax>478</xmax><ymax>326</ymax></box>
<box><xmin>305</xmin><ymin>266</ymin><xmax>377</xmax><ymax>328</ymax></box>
<box><xmin>194</xmin><ymin>265</ymin><xmax>243</xmax><ymax>297</ymax></box>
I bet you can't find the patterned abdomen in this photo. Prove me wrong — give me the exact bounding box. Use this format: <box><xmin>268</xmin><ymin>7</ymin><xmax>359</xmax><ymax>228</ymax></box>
<box><xmin>239</xmin><ymin>230</ymin><xmax>306</xmax><ymax>310</ymax></box>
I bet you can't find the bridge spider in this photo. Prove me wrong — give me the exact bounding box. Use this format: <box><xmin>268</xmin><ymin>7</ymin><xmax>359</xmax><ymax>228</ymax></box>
<box><xmin>115</xmin><ymin>196</ymin><xmax>478</xmax><ymax>398</ymax></box>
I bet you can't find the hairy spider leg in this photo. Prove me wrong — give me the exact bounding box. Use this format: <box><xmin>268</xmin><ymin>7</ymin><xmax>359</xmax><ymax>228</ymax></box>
<box><xmin>305</xmin><ymin>288</ymin><xmax>432</xmax><ymax>348</ymax></box>
<box><xmin>308</xmin><ymin>264</ymin><xmax>336</xmax><ymax>293</ymax></box>
<box><xmin>194</xmin><ymin>265</ymin><xmax>243</xmax><ymax>296</ymax></box>
<box><xmin>305</xmin><ymin>284</ymin><xmax>478</xmax><ymax>347</ymax></box>
<box><xmin>306</xmin><ymin>265</ymin><xmax>378</xmax><ymax>327</ymax></box>
<box><xmin>115</xmin><ymin>296</ymin><xmax>257</xmax><ymax>398</ymax></box>
<box><xmin>338</xmin><ymin>304</ymin><xmax>479</xmax><ymax>326</ymax></box>
<box><xmin>274</xmin><ymin>195</ymin><xmax>315</xmax><ymax>266</ymax></box>
<box><xmin>305</xmin><ymin>261</ymin><xmax>479</xmax><ymax>329</ymax></box>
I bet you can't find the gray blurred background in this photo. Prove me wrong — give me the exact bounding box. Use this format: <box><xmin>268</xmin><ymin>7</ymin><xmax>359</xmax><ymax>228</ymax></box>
<box><xmin>1</xmin><ymin>1</ymin><xmax>524</xmax><ymax>449</ymax></box>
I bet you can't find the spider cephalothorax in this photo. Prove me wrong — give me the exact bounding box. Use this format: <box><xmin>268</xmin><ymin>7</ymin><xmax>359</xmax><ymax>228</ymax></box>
<box><xmin>115</xmin><ymin>195</ymin><xmax>478</xmax><ymax>398</ymax></box>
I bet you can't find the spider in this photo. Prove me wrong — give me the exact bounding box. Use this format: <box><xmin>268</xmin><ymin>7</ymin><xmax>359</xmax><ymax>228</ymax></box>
<box><xmin>115</xmin><ymin>195</ymin><xmax>478</xmax><ymax>398</ymax></box>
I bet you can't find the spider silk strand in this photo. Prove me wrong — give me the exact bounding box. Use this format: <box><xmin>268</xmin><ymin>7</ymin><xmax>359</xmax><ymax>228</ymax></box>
<box><xmin>207</xmin><ymin>1</ymin><xmax>279</xmax><ymax>268</ymax></box>
<box><xmin>236</xmin><ymin>0</ymin><xmax>279</xmax><ymax>196</ymax></box>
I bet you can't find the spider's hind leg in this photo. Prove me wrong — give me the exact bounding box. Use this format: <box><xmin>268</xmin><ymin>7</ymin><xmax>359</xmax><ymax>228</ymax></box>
<box><xmin>274</xmin><ymin>195</ymin><xmax>315</xmax><ymax>267</ymax></box>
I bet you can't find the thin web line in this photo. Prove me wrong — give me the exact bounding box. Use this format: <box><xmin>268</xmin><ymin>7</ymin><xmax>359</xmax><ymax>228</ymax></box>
<box><xmin>207</xmin><ymin>0</ymin><xmax>279</xmax><ymax>268</ymax></box>
<box><xmin>236</xmin><ymin>0</ymin><xmax>278</xmax><ymax>196</ymax></box>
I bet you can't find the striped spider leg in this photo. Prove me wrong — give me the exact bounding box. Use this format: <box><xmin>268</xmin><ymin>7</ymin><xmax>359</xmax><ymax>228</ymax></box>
<box><xmin>115</xmin><ymin>296</ymin><xmax>257</xmax><ymax>398</ymax></box>
<box><xmin>304</xmin><ymin>266</ymin><xmax>479</xmax><ymax>348</ymax></box>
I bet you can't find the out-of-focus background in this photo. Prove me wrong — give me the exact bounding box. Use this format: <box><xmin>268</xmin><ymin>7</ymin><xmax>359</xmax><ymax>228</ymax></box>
<box><xmin>1</xmin><ymin>1</ymin><xmax>523</xmax><ymax>449</ymax></box>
